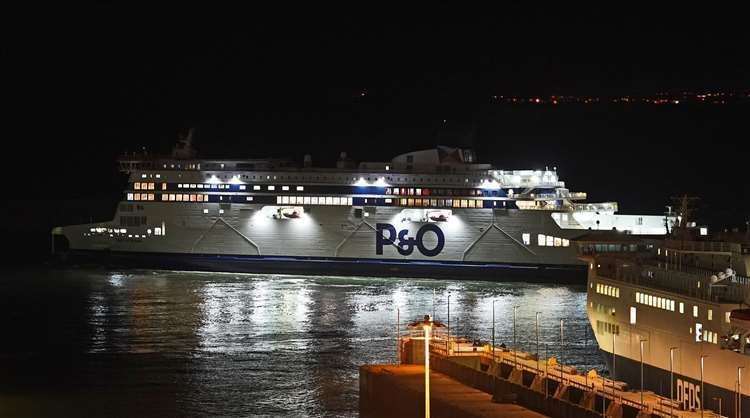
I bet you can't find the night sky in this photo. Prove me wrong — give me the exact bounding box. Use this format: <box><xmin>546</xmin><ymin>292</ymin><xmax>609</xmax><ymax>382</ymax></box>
<box><xmin>5</xmin><ymin>5</ymin><xmax>749</xmax><ymax>256</ymax></box>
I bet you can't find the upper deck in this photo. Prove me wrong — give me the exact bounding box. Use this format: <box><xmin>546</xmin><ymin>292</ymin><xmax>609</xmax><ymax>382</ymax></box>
<box><xmin>585</xmin><ymin>235</ymin><xmax>750</xmax><ymax>304</ymax></box>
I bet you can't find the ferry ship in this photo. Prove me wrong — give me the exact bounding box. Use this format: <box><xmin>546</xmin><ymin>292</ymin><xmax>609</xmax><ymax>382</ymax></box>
<box><xmin>52</xmin><ymin>134</ymin><xmax>672</xmax><ymax>281</ymax></box>
<box><xmin>585</xmin><ymin>230</ymin><xmax>750</xmax><ymax>417</ymax></box>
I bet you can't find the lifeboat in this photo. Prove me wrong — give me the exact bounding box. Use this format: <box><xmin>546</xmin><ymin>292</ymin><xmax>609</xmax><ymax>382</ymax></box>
<box><xmin>283</xmin><ymin>210</ymin><xmax>300</xmax><ymax>219</ymax></box>
<box><xmin>429</xmin><ymin>213</ymin><xmax>448</xmax><ymax>222</ymax></box>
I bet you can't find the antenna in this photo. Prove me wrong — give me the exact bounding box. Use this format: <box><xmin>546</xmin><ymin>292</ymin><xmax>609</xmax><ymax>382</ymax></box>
<box><xmin>668</xmin><ymin>195</ymin><xmax>700</xmax><ymax>241</ymax></box>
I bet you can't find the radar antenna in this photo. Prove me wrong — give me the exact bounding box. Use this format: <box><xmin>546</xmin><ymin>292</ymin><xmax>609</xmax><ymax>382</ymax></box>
<box><xmin>669</xmin><ymin>195</ymin><xmax>700</xmax><ymax>241</ymax></box>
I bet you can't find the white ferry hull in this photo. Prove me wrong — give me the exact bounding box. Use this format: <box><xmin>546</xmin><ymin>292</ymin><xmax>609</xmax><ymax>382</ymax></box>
<box><xmin>56</xmin><ymin>203</ymin><xmax>589</xmax><ymax>281</ymax></box>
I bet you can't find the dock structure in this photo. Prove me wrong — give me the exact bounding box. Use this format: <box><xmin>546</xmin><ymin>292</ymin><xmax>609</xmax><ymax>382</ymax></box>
<box><xmin>362</xmin><ymin>319</ymin><xmax>721</xmax><ymax>418</ymax></box>
<box><xmin>360</xmin><ymin>364</ymin><xmax>546</xmax><ymax>418</ymax></box>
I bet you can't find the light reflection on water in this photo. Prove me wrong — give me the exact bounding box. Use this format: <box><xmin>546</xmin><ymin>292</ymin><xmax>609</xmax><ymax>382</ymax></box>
<box><xmin>0</xmin><ymin>268</ymin><xmax>603</xmax><ymax>417</ymax></box>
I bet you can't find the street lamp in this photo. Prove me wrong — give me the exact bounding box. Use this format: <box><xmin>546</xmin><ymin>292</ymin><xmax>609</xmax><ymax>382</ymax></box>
<box><xmin>700</xmin><ymin>354</ymin><xmax>708</xmax><ymax>418</ymax></box>
<box><xmin>712</xmin><ymin>397</ymin><xmax>721</xmax><ymax>418</ymax></box>
<box><xmin>407</xmin><ymin>315</ymin><xmax>446</xmax><ymax>418</ymax></box>
<box><xmin>560</xmin><ymin>319</ymin><xmax>565</xmax><ymax>382</ymax></box>
<box><xmin>513</xmin><ymin>305</ymin><xmax>519</xmax><ymax>369</ymax></box>
<box><xmin>545</xmin><ymin>343</ymin><xmax>549</xmax><ymax>398</ymax></box>
<box><xmin>640</xmin><ymin>339</ymin><xmax>648</xmax><ymax>406</ymax></box>
<box><xmin>669</xmin><ymin>347</ymin><xmax>678</xmax><ymax>418</ymax></box>
<box><xmin>396</xmin><ymin>308</ymin><xmax>400</xmax><ymax>364</ymax></box>
<box><xmin>535</xmin><ymin>312</ymin><xmax>541</xmax><ymax>374</ymax></box>
<box><xmin>738</xmin><ymin>366</ymin><xmax>744</xmax><ymax>418</ymax></box>
<box><xmin>492</xmin><ymin>300</ymin><xmax>496</xmax><ymax>366</ymax></box>
<box><xmin>447</xmin><ymin>294</ymin><xmax>451</xmax><ymax>355</ymax></box>
<box><xmin>612</xmin><ymin>333</ymin><xmax>616</xmax><ymax>399</ymax></box>
<box><xmin>424</xmin><ymin>321</ymin><xmax>431</xmax><ymax>418</ymax></box>
<box><xmin>432</xmin><ymin>289</ymin><xmax>436</xmax><ymax>320</ymax></box>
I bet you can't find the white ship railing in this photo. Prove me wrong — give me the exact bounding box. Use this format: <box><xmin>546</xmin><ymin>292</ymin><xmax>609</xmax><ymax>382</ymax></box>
<box><xmin>596</xmin><ymin>257</ymin><xmax>750</xmax><ymax>303</ymax></box>
<box><xmin>664</xmin><ymin>239</ymin><xmax>739</xmax><ymax>254</ymax></box>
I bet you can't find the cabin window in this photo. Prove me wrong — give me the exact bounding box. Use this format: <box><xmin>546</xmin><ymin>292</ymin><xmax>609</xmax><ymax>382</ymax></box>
<box><xmin>522</xmin><ymin>233</ymin><xmax>531</xmax><ymax>245</ymax></box>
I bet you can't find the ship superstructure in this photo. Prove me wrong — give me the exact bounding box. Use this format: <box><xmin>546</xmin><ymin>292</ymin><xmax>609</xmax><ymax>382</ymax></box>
<box><xmin>53</xmin><ymin>141</ymin><xmax>672</xmax><ymax>280</ymax></box>
<box><xmin>586</xmin><ymin>234</ymin><xmax>750</xmax><ymax>417</ymax></box>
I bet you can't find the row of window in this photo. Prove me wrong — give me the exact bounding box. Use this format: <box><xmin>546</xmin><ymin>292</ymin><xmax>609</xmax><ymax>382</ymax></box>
<box><xmin>397</xmin><ymin>198</ymin><xmax>484</xmax><ymax>208</ymax></box>
<box><xmin>388</xmin><ymin>187</ymin><xmax>489</xmax><ymax>197</ymax></box>
<box><xmin>592</xmin><ymin>302</ymin><xmax>615</xmax><ymax>315</ymax></box>
<box><xmin>85</xmin><ymin>227</ymin><xmax>164</xmax><ymax>236</ymax></box>
<box><xmin>636</xmin><ymin>291</ymin><xmax>676</xmax><ymax>312</ymax></box>
<box><xmin>202</xmin><ymin>173</ymin><xmax>486</xmax><ymax>184</ymax></box>
<box><xmin>276</xmin><ymin>196</ymin><xmax>353</xmax><ymax>206</ymax></box>
<box><xmin>164</xmin><ymin>194</ymin><xmax>210</xmax><ymax>202</ymax></box>
<box><xmin>532</xmin><ymin>234</ymin><xmax>570</xmax><ymax>247</ymax></box>
<box><xmin>178</xmin><ymin>183</ymin><xmax>235</xmax><ymax>190</ymax></box>
<box><xmin>129</xmin><ymin>193</ymin><xmax>156</xmax><ymax>201</ymax></box>
<box><xmin>596</xmin><ymin>283</ymin><xmax>621</xmax><ymax>298</ymax></box>
<box><xmin>700</xmin><ymin>328</ymin><xmax>719</xmax><ymax>344</ymax></box>
<box><xmin>596</xmin><ymin>320</ymin><xmax>620</xmax><ymax>335</ymax></box>
<box><xmin>134</xmin><ymin>182</ymin><xmax>159</xmax><ymax>190</ymax></box>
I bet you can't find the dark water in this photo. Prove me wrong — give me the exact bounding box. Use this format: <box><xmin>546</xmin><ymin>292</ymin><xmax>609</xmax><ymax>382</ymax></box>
<box><xmin>0</xmin><ymin>268</ymin><xmax>603</xmax><ymax>417</ymax></box>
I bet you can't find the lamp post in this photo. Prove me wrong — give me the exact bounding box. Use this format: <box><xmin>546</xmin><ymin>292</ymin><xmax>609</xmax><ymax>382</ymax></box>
<box><xmin>535</xmin><ymin>312</ymin><xmax>540</xmax><ymax>374</ymax></box>
<box><xmin>700</xmin><ymin>355</ymin><xmax>708</xmax><ymax>418</ymax></box>
<box><xmin>447</xmin><ymin>294</ymin><xmax>451</xmax><ymax>355</ymax></box>
<box><xmin>560</xmin><ymin>319</ymin><xmax>565</xmax><ymax>382</ymax></box>
<box><xmin>432</xmin><ymin>289</ymin><xmax>435</xmax><ymax>320</ymax></box>
<box><xmin>669</xmin><ymin>347</ymin><xmax>678</xmax><ymax>418</ymax></box>
<box><xmin>513</xmin><ymin>305</ymin><xmax>519</xmax><ymax>369</ymax></box>
<box><xmin>545</xmin><ymin>343</ymin><xmax>549</xmax><ymax>398</ymax></box>
<box><xmin>712</xmin><ymin>397</ymin><xmax>721</xmax><ymax>418</ymax></box>
<box><xmin>407</xmin><ymin>315</ymin><xmax>446</xmax><ymax>418</ymax></box>
<box><xmin>424</xmin><ymin>321</ymin><xmax>431</xmax><ymax>418</ymax></box>
<box><xmin>492</xmin><ymin>299</ymin><xmax>496</xmax><ymax>366</ymax></box>
<box><xmin>639</xmin><ymin>339</ymin><xmax>648</xmax><ymax>406</ymax></box>
<box><xmin>738</xmin><ymin>366</ymin><xmax>744</xmax><ymax>418</ymax></box>
<box><xmin>612</xmin><ymin>333</ymin><xmax>616</xmax><ymax>400</ymax></box>
<box><xmin>396</xmin><ymin>308</ymin><xmax>400</xmax><ymax>364</ymax></box>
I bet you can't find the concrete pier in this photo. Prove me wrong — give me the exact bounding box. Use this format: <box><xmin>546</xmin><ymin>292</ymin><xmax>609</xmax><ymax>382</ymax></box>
<box><xmin>360</xmin><ymin>364</ymin><xmax>546</xmax><ymax>418</ymax></box>
<box><xmin>383</xmin><ymin>332</ymin><xmax>715</xmax><ymax>418</ymax></box>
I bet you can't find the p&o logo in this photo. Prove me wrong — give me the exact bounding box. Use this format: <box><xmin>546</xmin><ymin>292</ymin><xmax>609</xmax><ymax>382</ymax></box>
<box><xmin>375</xmin><ymin>223</ymin><xmax>445</xmax><ymax>257</ymax></box>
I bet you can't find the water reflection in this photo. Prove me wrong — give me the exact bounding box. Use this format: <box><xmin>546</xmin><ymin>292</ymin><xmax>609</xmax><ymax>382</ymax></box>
<box><xmin>0</xmin><ymin>268</ymin><xmax>602</xmax><ymax>417</ymax></box>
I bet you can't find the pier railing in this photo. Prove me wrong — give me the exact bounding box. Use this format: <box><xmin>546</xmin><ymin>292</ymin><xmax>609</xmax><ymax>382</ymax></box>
<box><xmin>395</xmin><ymin>329</ymin><xmax>697</xmax><ymax>417</ymax></box>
